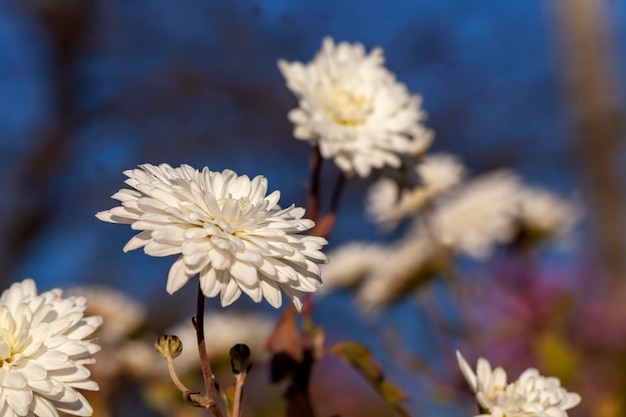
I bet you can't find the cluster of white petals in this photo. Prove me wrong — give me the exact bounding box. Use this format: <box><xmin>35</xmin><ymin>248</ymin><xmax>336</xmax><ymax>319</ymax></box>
<box><xmin>457</xmin><ymin>351</ymin><xmax>581</xmax><ymax>417</ymax></box>
<box><xmin>279</xmin><ymin>37</ymin><xmax>433</xmax><ymax>177</ymax></box>
<box><xmin>427</xmin><ymin>171</ymin><xmax>522</xmax><ymax>259</ymax></box>
<box><xmin>0</xmin><ymin>279</ymin><xmax>101</xmax><ymax>417</ymax></box>
<box><xmin>316</xmin><ymin>231</ymin><xmax>441</xmax><ymax>312</ymax></box>
<box><xmin>356</xmin><ymin>229</ymin><xmax>439</xmax><ymax>312</ymax></box>
<box><xmin>318</xmin><ymin>243</ymin><xmax>390</xmax><ymax>295</ymax></box>
<box><xmin>97</xmin><ymin>163</ymin><xmax>327</xmax><ymax>311</ymax></box>
<box><xmin>367</xmin><ymin>153</ymin><xmax>466</xmax><ymax>229</ymax></box>
<box><xmin>516</xmin><ymin>187</ymin><xmax>581</xmax><ymax>241</ymax></box>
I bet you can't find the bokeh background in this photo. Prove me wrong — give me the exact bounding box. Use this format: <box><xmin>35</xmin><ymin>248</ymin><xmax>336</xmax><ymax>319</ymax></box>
<box><xmin>1</xmin><ymin>1</ymin><xmax>625</xmax><ymax>416</ymax></box>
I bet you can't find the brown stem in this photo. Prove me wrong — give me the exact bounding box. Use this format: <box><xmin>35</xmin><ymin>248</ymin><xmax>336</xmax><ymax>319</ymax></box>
<box><xmin>194</xmin><ymin>282</ymin><xmax>224</xmax><ymax>417</ymax></box>
<box><xmin>307</xmin><ymin>147</ymin><xmax>323</xmax><ymax>224</ymax></box>
<box><xmin>329</xmin><ymin>172</ymin><xmax>346</xmax><ymax>216</ymax></box>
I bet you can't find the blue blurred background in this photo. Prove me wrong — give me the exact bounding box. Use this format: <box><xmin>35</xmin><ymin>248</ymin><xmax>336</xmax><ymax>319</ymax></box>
<box><xmin>1</xmin><ymin>1</ymin><xmax>625</xmax><ymax>416</ymax></box>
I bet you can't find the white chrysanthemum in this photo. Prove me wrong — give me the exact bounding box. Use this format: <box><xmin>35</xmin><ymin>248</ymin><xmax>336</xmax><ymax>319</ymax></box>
<box><xmin>427</xmin><ymin>171</ymin><xmax>522</xmax><ymax>259</ymax></box>
<box><xmin>0</xmin><ymin>279</ymin><xmax>102</xmax><ymax>417</ymax></box>
<box><xmin>367</xmin><ymin>154</ymin><xmax>466</xmax><ymax>229</ymax></box>
<box><xmin>516</xmin><ymin>187</ymin><xmax>581</xmax><ymax>241</ymax></box>
<box><xmin>318</xmin><ymin>243</ymin><xmax>390</xmax><ymax>295</ymax></box>
<box><xmin>456</xmin><ymin>351</ymin><xmax>581</xmax><ymax>417</ymax></box>
<box><xmin>357</xmin><ymin>229</ymin><xmax>439</xmax><ymax>312</ymax></box>
<box><xmin>97</xmin><ymin>163</ymin><xmax>327</xmax><ymax>312</ymax></box>
<box><xmin>66</xmin><ymin>286</ymin><xmax>145</xmax><ymax>345</ymax></box>
<box><xmin>278</xmin><ymin>37</ymin><xmax>433</xmax><ymax>177</ymax></box>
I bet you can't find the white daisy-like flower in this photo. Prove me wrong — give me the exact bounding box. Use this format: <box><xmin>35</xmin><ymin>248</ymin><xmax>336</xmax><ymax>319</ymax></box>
<box><xmin>96</xmin><ymin>163</ymin><xmax>328</xmax><ymax>311</ymax></box>
<box><xmin>515</xmin><ymin>187</ymin><xmax>581</xmax><ymax>242</ymax></box>
<box><xmin>357</xmin><ymin>229</ymin><xmax>440</xmax><ymax>312</ymax></box>
<box><xmin>427</xmin><ymin>171</ymin><xmax>522</xmax><ymax>259</ymax></box>
<box><xmin>0</xmin><ymin>279</ymin><xmax>102</xmax><ymax>417</ymax></box>
<box><xmin>318</xmin><ymin>242</ymin><xmax>390</xmax><ymax>295</ymax></box>
<box><xmin>278</xmin><ymin>37</ymin><xmax>433</xmax><ymax>177</ymax></box>
<box><xmin>456</xmin><ymin>351</ymin><xmax>581</xmax><ymax>417</ymax></box>
<box><xmin>367</xmin><ymin>153</ymin><xmax>466</xmax><ymax>229</ymax></box>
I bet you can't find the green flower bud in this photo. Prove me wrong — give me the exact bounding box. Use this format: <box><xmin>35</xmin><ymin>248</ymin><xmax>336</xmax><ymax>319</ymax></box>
<box><xmin>155</xmin><ymin>334</ymin><xmax>183</xmax><ymax>359</ymax></box>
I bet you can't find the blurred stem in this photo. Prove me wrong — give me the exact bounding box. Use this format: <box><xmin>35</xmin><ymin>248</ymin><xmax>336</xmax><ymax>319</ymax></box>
<box><xmin>193</xmin><ymin>282</ymin><xmax>224</xmax><ymax>417</ymax></box>
<box><xmin>307</xmin><ymin>147</ymin><xmax>323</xmax><ymax>224</ymax></box>
<box><xmin>329</xmin><ymin>172</ymin><xmax>346</xmax><ymax>215</ymax></box>
<box><xmin>554</xmin><ymin>0</ymin><xmax>626</xmax><ymax>283</ymax></box>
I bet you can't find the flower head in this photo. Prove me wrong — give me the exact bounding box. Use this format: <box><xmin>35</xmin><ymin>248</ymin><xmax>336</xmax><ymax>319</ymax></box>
<box><xmin>279</xmin><ymin>37</ymin><xmax>433</xmax><ymax>177</ymax></box>
<box><xmin>428</xmin><ymin>171</ymin><xmax>522</xmax><ymax>259</ymax></box>
<box><xmin>457</xmin><ymin>351</ymin><xmax>581</xmax><ymax>417</ymax></box>
<box><xmin>367</xmin><ymin>153</ymin><xmax>466</xmax><ymax>229</ymax></box>
<box><xmin>515</xmin><ymin>187</ymin><xmax>581</xmax><ymax>244</ymax></box>
<box><xmin>357</xmin><ymin>228</ymin><xmax>440</xmax><ymax>312</ymax></box>
<box><xmin>97</xmin><ymin>163</ymin><xmax>327</xmax><ymax>311</ymax></box>
<box><xmin>0</xmin><ymin>279</ymin><xmax>102</xmax><ymax>417</ymax></box>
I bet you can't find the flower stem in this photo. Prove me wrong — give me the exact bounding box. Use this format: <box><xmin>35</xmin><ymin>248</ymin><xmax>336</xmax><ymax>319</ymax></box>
<box><xmin>232</xmin><ymin>372</ymin><xmax>246</xmax><ymax>417</ymax></box>
<box><xmin>194</xmin><ymin>282</ymin><xmax>224</xmax><ymax>417</ymax></box>
<box><xmin>307</xmin><ymin>147</ymin><xmax>323</xmax><ymax>224</ymax></box>
<box><xmin>329</xmin><ymin>172</ymin><xmax>346</xmax><ymax>215</ymax></box>
<box><xmin>166</xmin><ymin>356</ymin><xmax>191</xmax><ymax>393</ymax></box>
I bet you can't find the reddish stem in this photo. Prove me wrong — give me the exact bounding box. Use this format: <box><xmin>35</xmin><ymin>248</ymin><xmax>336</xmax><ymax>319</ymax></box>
<box><xmin>194</xmin><ymin>282</ymin><xmax>224</xmax><ymax>417</ymax></box>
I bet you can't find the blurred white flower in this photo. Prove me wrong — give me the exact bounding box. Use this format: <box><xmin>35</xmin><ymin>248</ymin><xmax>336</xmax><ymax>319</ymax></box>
<box><xmin>427</xmin><ymin>171</ymin><xmax>522</xmax><ymax>259</ymax></box>
<box><xmin>367</xmin><ymin>153</ymin><xmax>466</xmax><ymax>229</ymax></box>
<box><xmin>66</xmin><ymin>286</ymin><xmax>145</xmax><ymax>345</ymax></box>
<box><xmin>97</xmin><ymin>163</ymin><xmax>327</xmax><ymax>312</ymax></box>
<box><xmin>318</xmin><ymin>243</ymin><xmax>390</xmax><ymax>295</ymax></box>
<box><xmin>0</xmin><ymin>279</ymin><xmax>102</xmax><ymax>417</ymax></box>
<box><xmin>457</xmin><ymin>351</ymin><xmax>581</xmax><ymax>417</ymax></box>
<box><xmin>278</xmin><ymin>37</ymin><xmax>433</xmax><ymax>177</ymax></box>
<box><xmin>516</xmin><ymin>187</ymin><xmax>581</xmax><ymax>242</ymax></box>
<box><xmin>357</xmin><ymin>229</ymin><xmax>440</xmax><ymax>312</ymax></box>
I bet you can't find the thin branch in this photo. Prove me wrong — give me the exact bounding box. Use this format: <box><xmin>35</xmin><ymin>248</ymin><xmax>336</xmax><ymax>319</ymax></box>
<box><xmin>232</xmin><ymin>372</ymin><xmax>246</xmax><ymax>417</ymax></box>
<box><xmin>194</xmin><ymin>282</ymin><xmax>224</xmax><ymax>417</ymax></box>
<box><xmin>329</xmin><ymin>172</ymin><xmax>346</xmax><ymax>215</ymax></box>
<box><xmin>307</xmin><ymin>147</ymin><xmax>323</xmax><ymax>224</ymax></box>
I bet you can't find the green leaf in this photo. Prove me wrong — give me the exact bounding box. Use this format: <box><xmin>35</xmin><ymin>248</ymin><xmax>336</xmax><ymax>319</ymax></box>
<box><xmin>328</xmin><ymin>341</ymin><xmax>411</xmax><ymax>417</ymax></box>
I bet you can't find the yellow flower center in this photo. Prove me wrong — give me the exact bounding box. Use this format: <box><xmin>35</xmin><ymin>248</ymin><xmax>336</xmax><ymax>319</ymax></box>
<box><xmin>321</xmin><ymin>87</ymin><xmax>372</xmax><ymax>126</ymax></box>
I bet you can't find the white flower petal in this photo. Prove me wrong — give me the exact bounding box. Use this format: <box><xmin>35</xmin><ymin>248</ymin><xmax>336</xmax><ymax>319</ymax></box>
<box><xmin>166</xmin><ymin>256</ymin><xmax>190</xmax><ymax>294</ymax></box>
<box><xmin>0</xmin><ymin>279</ymin><xmax>100</xmax><ymax>417</ymax></box>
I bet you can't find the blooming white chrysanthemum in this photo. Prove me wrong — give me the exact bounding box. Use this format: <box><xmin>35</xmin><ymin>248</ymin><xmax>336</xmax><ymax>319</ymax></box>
<box><xmin>66</xmin><ymin>286</ymin><xmax>145</xmax><ymax>345</ymax></box>
<box><xmin>427</xmin><ymin>171</ymin><xmax>522</xmax><ymax>259</ymax></box>
<box><xmin>357</xmin><ymin>229</ymin><xmax>440</xmax><ymax>312</ymax></box>
<box><xmin>278</xmin><ymin>37</ymin><xmax>433</xmax><ymax>177</ymax></box>
<box><xmin>0</xmin><ymin>279</ymin><xmax>102</xmax><ymax>417</ymax></box>
<box><xmin>516</xmin><ymin>187</ymin><xmax>581</xmax><ymax>241</ymax></box>
<box><xmin>456</xmin><ymin>351</ymin><xmax>581</xmax><ymax>417</ymax></box>
<box><xmin>318</xmin><ymin>243</ymin><xmax>390</xmax><ymax>295</ymax></box>
<box><xmin>367</xmin><ymin>153</ymin><xmax>466</xmax><ymax>229</ymax></box>
<box><xmin>96</xmin><ymin>163</ymin><xmax>328</xmax><ymax>311</ymax></box>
